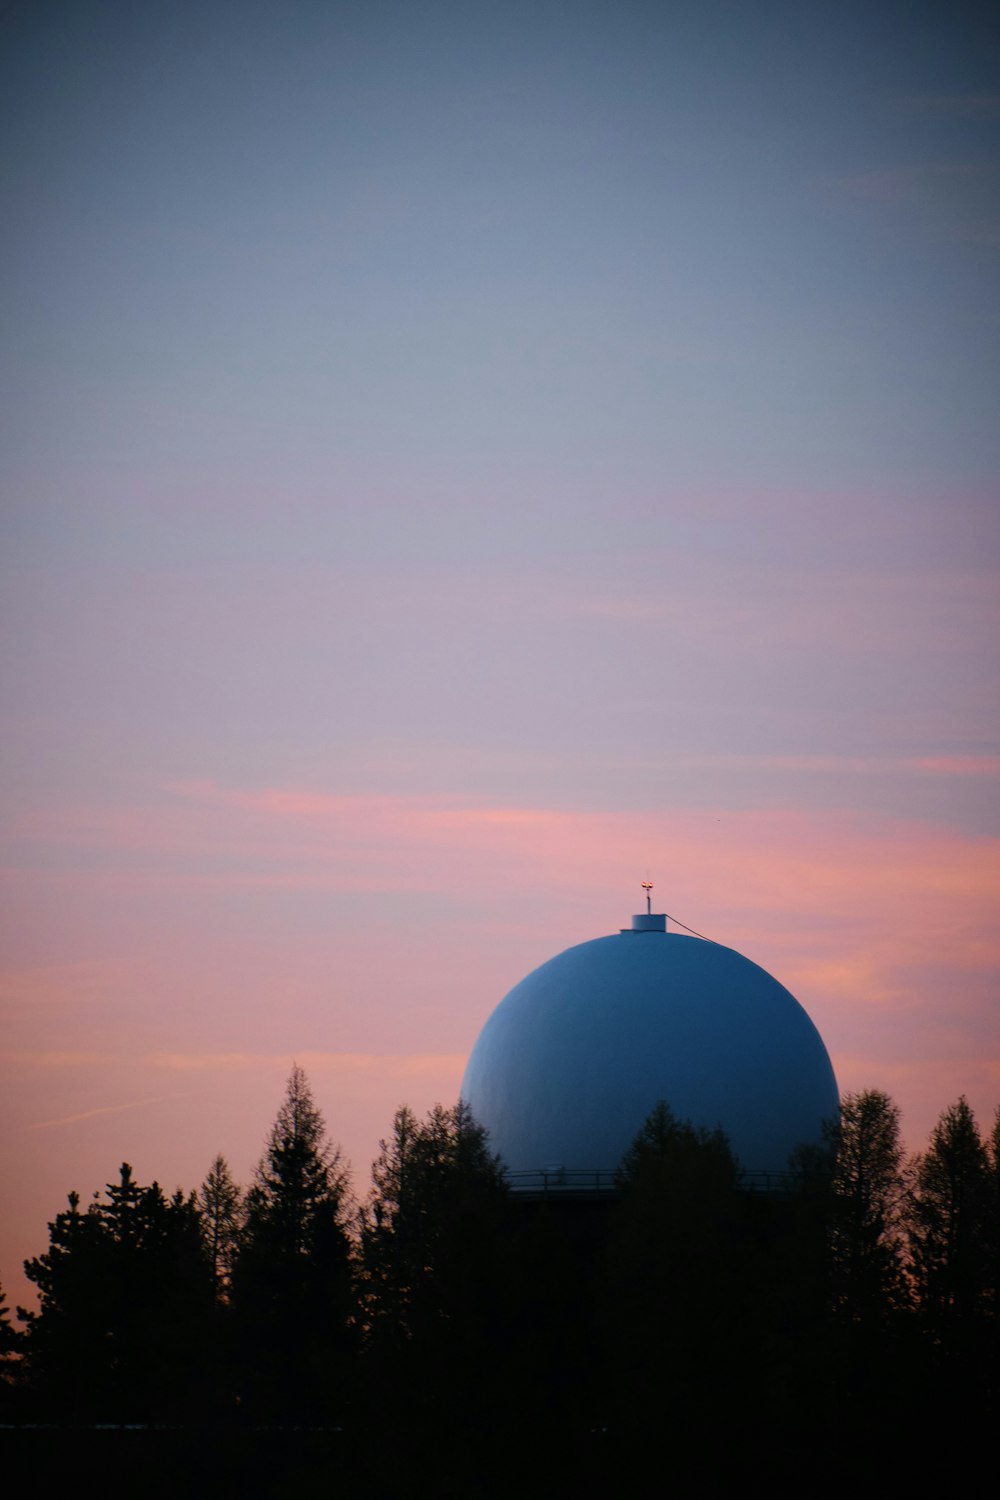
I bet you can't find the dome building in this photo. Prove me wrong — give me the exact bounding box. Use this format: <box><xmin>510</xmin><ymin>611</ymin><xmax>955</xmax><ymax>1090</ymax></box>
<box><xmin>461</xmin><ymin>899</ymin><xmax>838</xmax><ymax>1187</ymax></box>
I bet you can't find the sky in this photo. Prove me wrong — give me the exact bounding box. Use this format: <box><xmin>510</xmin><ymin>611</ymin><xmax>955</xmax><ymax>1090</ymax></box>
<box><xmin>2</xmin><ymin>1</ymin><xmax>998</xmax><ymax>1308</ymax></box>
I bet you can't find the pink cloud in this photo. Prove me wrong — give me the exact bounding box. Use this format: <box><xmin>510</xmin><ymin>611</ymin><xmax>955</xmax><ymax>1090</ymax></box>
<box><xmin>6</xmin><ymin>785</ymin><xmax>998</xmax><ymax>1059</ymax></box>
<box><xmin>910</xmin><ymin>756</ymin><xmax>1000</xmax><ymax>777</ymax></box>
<box><xmin>7</xmin><ymin>783</ymin><xmax>1000</xmax><ymax>954</ymax></box>
<box><xmin>3</xmin><ymin>781</ymin><xmax>997</xmax><ymax>1304</ymax></box>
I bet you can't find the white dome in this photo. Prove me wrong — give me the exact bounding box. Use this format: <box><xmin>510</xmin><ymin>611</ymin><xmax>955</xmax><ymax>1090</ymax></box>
<box><xmin>461</xmin><ymin>915</ymin><xmax>838</xmax><ymax>1179</ymax></box>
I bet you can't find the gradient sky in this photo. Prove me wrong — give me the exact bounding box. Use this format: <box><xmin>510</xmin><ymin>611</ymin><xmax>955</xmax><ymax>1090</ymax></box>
<box><xmin>2</xmin><ymin>1</ymin><xmax>998</xmax><ymax>1308</ymax></box>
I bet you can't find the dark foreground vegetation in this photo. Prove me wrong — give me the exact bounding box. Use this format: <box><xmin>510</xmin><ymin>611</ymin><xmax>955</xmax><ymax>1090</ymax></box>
<box><xmin>3</xmin><ymin>1072</ymin><xmax>998</xmax><ymax>1493</ymax></box>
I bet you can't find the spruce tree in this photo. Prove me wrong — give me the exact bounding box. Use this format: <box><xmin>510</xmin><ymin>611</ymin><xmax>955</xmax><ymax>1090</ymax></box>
<box><xmin>829</xmin><ymin>1089</ymin><xmax>908</xmax><ymax>1322</ymax></box>
<box><xmin>361</xmin><ymin>1101</ymin><xmax>508</xmax><ymax>1337</ymax></box>
<box><xmin>230</xmin><ymin>1065</ymin><xmax>354</xmax><ymax>1421</ymax></box>
<box><xmin>908</xmin><ymin>1096</ymin><xmax>990</xmax><ymax>1332</ymax></box>
<box><xmin>358</xmin><ymin>1100</ymin><xmax>511</xmax><ymax>1427</ymax></box>
<box><xmin>604</xmin><ymin>1102</ymin><xmax>744</xmax><ymax>1430</ymax></box>
<box><xmin>988</xmin><ymin>1107</ymin><xmax>1000</xmax><ymax>1323</ymax></box>
<box><xmin>0</xmin><ymin>1279</ymin><xmax>22</xmax><ymax>1416</ymax></box>
<box><xmin>199</xmin><ymin>1154</ymin><xmax>244</xmax><ymax>1293</ymax></box>
<box><xmin>21</xmin><ymin>1167</ymin><xmax>213</xmax><ymax>1421</ymax></box>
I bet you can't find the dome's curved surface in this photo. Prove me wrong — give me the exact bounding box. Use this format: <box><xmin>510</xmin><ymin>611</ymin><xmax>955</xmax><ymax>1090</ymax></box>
<box><xmin>461</xmin><ymin>916</ymin><xmax>838</xmax><ymax>1177</ymax></box>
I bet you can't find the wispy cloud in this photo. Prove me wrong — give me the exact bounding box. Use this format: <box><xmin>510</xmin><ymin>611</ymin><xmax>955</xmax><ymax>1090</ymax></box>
<box><xmin>5</xmin><ymin>1050</ymin><xmax>122</xmax><ymax>1067</ymax></box>
<box><xmin>166</xmin><ymin>782</ymin><xmax>573</xmax><ymax>830</ymax></box>
<box><xmin>7</xmin><ymin>1047</ymin><xmax>469</xmax><ymax>1077</ymax></box>
<box><xmin>24</xmin><ymin>1097</ymin><xmax>175</xmax><ymax>1132</ymax></box>
<box><xmin>910</xmin><ymin>756</ymin><xmax>1000</xmax><ymax>777</ymax></box>
<box><xmin>6</xmin><ymin>780</ymin><xmax>1000</xmax><ymax>930</ymax></box>
<box><xmin>144</xmin><ymin>1049</ymin><xmax>467</xmax><ymax>1077</ymax></box>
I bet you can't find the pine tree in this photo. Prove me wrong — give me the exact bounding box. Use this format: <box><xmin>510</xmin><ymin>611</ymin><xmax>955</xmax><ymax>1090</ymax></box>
<box><xmin>988</xmin><ymin>1107</ymin><xmax>1000</xmax><ymax>1322</ymax></box>
<box><xmin>0</xmin><ymin>1279</ymin><xmax>22</xmax><ymax>1415</ymax></box>
<box><xmin>616</xmin><ymin>1098</ymin><xmax>741</xmax><ymax>1199</ymax></box>
<box><xmin>230</xmin><ymin>1065</ymin><xmax>354</xmax><ymax>1420</ymax></box>
<box><xmin>21</xmin><ymin>1189</ymin><xmax>108</xmax><ymax>1416</ymax></box>
<box><xmin>199</xmin><ymin>1154</ymin><xmax>244</xmax><ymax>1293</ymax></box>
<box><xmin>21</xmin><ymin>1167</ymin><xmax>213</xmax><ymax>1420</ymax></box>
<box><xmin>361</xmin><ymin>1100</ymin><xmax>508</xmax><ymax>1339</ymax></box>
<box><xmin>829</xmin><ymin>1089</ymin><xmax>909</xmax><ymax>1322</ymax></box>
<box><xmin>605</xmin><ymin>1103</ymin><xmax>744</xmax><ymax>1419</ymax></box>
<box><xmin>0</xmin><ymin>1280</ymin><xmax>18</xmax><ymax>1357</ymax></box>
<box><xmin>358</xmin><ymin>1099</ymin><xmax>512</xmax><ymax>1427</ymax></box>
<box><xmin>908</xmin><ymin>1096</ymin><xmax>990</xmax><ymax>1331</ymax></box>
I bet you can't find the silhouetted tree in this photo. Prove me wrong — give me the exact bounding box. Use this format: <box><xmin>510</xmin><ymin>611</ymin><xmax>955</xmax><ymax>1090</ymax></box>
<box><xmin>829</xmin><ymin>1089</ymin><xmax>909</xmax><ymax>1323</ymax></box>
<box><xmin>21</xmin><ymin>1165</ymin><xmax>213</xmax><ymax>1421</ymax></box>
<box><xmin>908</xmin><ymin>1096</ymin><xmax>990</xmax><ymax>1333</ymax></box>
<box><xmin>230</xmin><ymin>1065</ymin><xmax>353</xmax><ymax>1421</ymax></box>
<box><xmin>603</xmin><ymin>1102</ymin><xmax>745</xmax><ymax>1434</ymax></box>
<box><xmin>0</xmin><ymin>1279</ymin><xmax>22</xmax><ymax>1416</ymax></box>
<box><xmin>616</xmin><ymin>1099</ymin><xmax>741</xmax><ymax>1198</ymax></box>
<box><xmin>988</xmin><ymin>1107</ymin><xmax>1000</xmax><ymax>1322</ymax></box>
<box><xmin>358</xmin><ymin>1100</ymin><xmax>512</xmax><ymax>1428</ymax></box>
<box><xmin>361</xmin><ymin>1100</ymin><xmax>509</xmax><ymax>1339</ymax></box>
<box><xmin>199</xmin><ymin>1154</ymin><xmax>244</xmax><ymax>1293</ymax></box>
<box><xmin>0</xmin><ymin>1281</ymin><xmax>18</xmax><ymax>1355</ymax></box>
<box><xmin>19</xmin><ymin>1191</ymin><xmax>102</xmax><ymax>1416</ymax></box>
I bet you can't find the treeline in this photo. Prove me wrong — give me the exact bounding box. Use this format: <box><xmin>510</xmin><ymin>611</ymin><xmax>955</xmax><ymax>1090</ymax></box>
<box><xmin>2</xmin><ymin>1072</ymin><xmax>998</xmax><ymax>1483</ymax></box>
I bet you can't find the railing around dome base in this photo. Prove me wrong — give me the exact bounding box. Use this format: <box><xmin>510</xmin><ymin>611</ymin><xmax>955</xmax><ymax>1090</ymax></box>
<box><xmin>505</xmin><ymin>1167</ymin><xmax>801</xmax><ymax>1196</ymax></box>
<box><xmin>506</xmin><ymin>1168</ymin><xmax>618</xmax><ymax>1195</ymax></box>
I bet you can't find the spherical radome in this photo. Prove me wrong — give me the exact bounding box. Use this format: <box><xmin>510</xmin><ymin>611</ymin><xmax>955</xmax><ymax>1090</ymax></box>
<box><xmin>461</xmin><ymin>915</ymin><xmax>838</xmax><ymax>1179</ymax></box>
